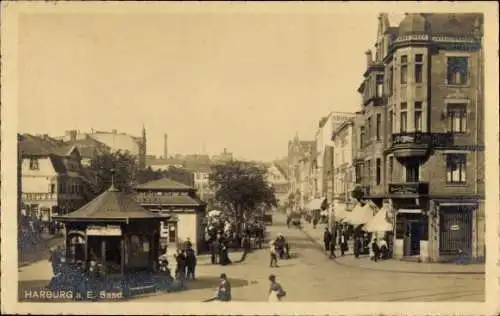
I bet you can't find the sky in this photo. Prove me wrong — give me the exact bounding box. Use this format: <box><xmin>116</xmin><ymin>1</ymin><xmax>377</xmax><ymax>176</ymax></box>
<box><xmin>18</xmin><ymin>10</ymin><xmax>404</xmax><ymax>161</ymax></box>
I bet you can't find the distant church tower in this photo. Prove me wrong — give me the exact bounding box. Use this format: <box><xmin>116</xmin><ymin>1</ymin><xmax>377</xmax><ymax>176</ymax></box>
<box><xmin>139</xmin><ymin>124</ymin><xmax>146</xmax><ymax>169</ymax></box>
<box><xmin>163</xmin><ymin>133</ymin><xmax>168</xmax><ymax>159</ymax></box>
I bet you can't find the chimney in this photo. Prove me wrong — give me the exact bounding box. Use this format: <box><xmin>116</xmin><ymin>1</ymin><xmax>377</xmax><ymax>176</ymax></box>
<box><xmin>223</xmin><ymin>148</ymin><xmax>227</xmax><ymax>154</ymax></box>
<box><xmin>365</xmin><ymin>50</ymin><xmax>373</xmax><ymax>68</ymax></box>
<box><xmin>164</xmin><ymin>133</ymin><xmax>168</xmax><ymax>159</ymax></box>
<box><xmin>65</xmin><ymin>130</ymin><xmax>77</xmax><ymax>141</ymax></box>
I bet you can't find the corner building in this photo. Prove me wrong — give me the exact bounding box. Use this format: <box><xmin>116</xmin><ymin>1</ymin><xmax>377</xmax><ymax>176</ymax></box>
<box><xmin>357</xmin><ymin>13</ymin><xmax>484</xmax><ymax>262</ymax></box>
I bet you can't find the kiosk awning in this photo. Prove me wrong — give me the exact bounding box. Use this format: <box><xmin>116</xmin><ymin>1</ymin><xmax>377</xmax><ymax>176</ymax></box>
<box><xmin>305</xmin><ymin>198</ymin><xmax>326</xmax><ymax>211</ymax></box>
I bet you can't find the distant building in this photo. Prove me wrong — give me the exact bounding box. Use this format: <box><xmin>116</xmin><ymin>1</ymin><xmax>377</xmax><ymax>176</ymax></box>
<box><xmin>287</xmin><ymin>136</ymin><xmax>315</xmax><ymax>210</ymax></box>
<box><xmin>265</xmin><ymin>162</ymin><xmax>288</xmax><ymax>207</ymax></box>
<box><xmin>57</xmin><ymin>126</ymin><xmax>147</xmax><ymax>169</ymax></box>
<box><xmin>331</xmin><ymin>114</ymin><xmax>363</xmax><ymax>205</ymax></box>
<box><xmin>212</xmin><ymin>148</ymin><xmax>234</xmax><ymax>163</ymax></box>
<box><xmin>18</xmin><ymin>134</ymin><xmax>96</xmax><ymax>220</ymax></box>
<box><xmin>314</xmin><ymin>112</ymin><xmax>358</xmax><ymax>203</ymax></box>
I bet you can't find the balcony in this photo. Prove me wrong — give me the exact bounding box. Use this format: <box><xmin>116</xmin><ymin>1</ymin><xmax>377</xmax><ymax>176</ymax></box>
<box><xmin>388</xmin><ymin>182</ymin><xmax>429</xmax><ymax>196</ymax></box>
<box><xmin>390</xmin><ymin>132</ymin><xmax>432</xmax><ymax>159</ymax></box>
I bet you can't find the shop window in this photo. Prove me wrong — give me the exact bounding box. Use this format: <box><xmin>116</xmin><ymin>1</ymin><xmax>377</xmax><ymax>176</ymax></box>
<box><xmin>376</xmin><ymin>158</ymin><xmax>381</xmax><ymax>185</ymax></box>
<box><xmin>359</xmin><ymin>126</ymin><xmax>365</xmax><ymax>148</ymax></box>
<box><xmin>29</xmin><ymin>158</ymin><xmax>39</xmax><ymax>170</ymax></box>
<box><xmin>168</xmin><ymin>224</ymin><xmax>177</xmax><ymax>243</ymax></box>
<box><xmin>447</xmin><ymin>104</ymin><xmax>467</xmax><ymax>133</ymax></box>
<box><xmin>388</xmin><ymin>66</ymin><xmax>394</xmax><ymax>96</ymax></box>
<box><xmin>376</xmin><ymin>74</ymin><xmax>384</xmax><ymax>97</ymax></box>
<box><xmin>367</xmin><ymin>117</ymin><xmax>372</xmax><ymax>141</ymax></box>
<box><xmin>415</xmin><ymin>54</ymin><xmax>423</xmax><ymax>83</ymax></box>
<box><xmin>446</xmin><ymin>154</ymin><xmax>467</xmax><ymax>184</ymax></box>
<box><xmin>376</xmin><ymin>113</ymin><xmax>381</xmax><ymax>140</ymax></box>
<box><xmin>447</xmin><ymin>56</ymin><xmax>468</xmax><ymax>85</ymax></box>
<box><xmin>400</xmin><ymin>55</ymin><xmax>408</xmax><ymax>84</ymax></box>
<box><xmin>388</xmin><ymin>156</ymin><xmax>394</xmax><ymax>182</ymax></box>
<box><xmin>388</xmin><ymin>110</ymin><xmax>393</xmax><ymax>137</ymax></box>
<box><xmin>420</xmin><ymin>216</ymin><xmax>429</xmax><ymax>241</ymax></box>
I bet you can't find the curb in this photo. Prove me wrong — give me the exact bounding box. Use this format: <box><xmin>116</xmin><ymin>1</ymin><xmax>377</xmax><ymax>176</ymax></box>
<box><xmin>299</xmin><ymin>227</ymin><xmax>485</xmax><ymax>276</ymax></box>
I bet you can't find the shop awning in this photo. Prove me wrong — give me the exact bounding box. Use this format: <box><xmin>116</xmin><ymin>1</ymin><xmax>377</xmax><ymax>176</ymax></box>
<box><xmin>333</xmin><ymin>203</ymin><xmax>350</xmax><ymax>222</ymax></box>
<box><xmin>344</xmin><ymin>202</ymin><xmax>376</xmax><ymax>226</ymax></box>
<box><xmin>305</xmin><ymin>198</ymin><xmax>326</xmax><ymax>211</ymax></box>
<box><xmin>363</xmin><ymin>204</ymin><xmax>393</xmax><ymax>232</ymax></box>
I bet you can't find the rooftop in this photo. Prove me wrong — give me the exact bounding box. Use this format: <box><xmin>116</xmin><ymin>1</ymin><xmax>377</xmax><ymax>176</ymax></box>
<box><xmin>135</xmin><ymin>178</ymin><xmax>196</xmax><ymax>191</ymax></box>
<box><xmin>54</xmin><ymin>184</ymin><xmax>160</xmax><ymax>222</ymax></box>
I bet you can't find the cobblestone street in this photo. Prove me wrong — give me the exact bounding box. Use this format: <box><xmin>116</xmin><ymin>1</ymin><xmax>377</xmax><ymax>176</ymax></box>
<box><xmin>18</xmin><ymin>211</ymin><xmax>484</xmax><ymax>302</ymax></box>
<box><xmin>134</xmin><ymin>212</ymin><xmax>485</xmax><ymax>302</ymax></box>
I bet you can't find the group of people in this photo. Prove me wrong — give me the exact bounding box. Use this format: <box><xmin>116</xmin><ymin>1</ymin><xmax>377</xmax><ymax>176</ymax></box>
<box><xmin>322</xmin><ymin>227</ymin><xmax>350</xmax><ymax>258</ymax></box>
<box><xmin>323</xmin><ymin>226</ymin><xmax>390</xmax><ymax>261</ymax></box>
<box><xmin>269</xmin><ymin>234</ymin><xmax>290</xmax><ymax>267</ymax></box>
<box><xmin>208</xmin><ymin>233</ymin><xmax>232</xmax><ymax>266</ymax></box>
<box><xmin>173</xmin><ymin>239</ymin><xmax>198</xmax><ymax>281</ymax></box>
<box><xmin>213</xmin><ymin>273</ymin><xmax>286</xmax><ymax>302</ymax></box>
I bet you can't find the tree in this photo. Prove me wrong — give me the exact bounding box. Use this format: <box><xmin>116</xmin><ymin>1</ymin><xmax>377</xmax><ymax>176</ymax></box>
<box><xmin>351</xmin><ymin>186</ymin><xmax>365</xmax><ymax>202</ymax></box>
<box><xmin>136</xmin><ymin>166</ymin><xmax>163</xmax><ymax>185</ymax></box>
<box><xmin>209</xmin><ymin>161</ymin><xmax>277</xmax><ymax>233</ymax></box>
<box><xmin>89</xmin><ymin>150</ymin><xmax>138</xmax><ymax>195</ymax></box>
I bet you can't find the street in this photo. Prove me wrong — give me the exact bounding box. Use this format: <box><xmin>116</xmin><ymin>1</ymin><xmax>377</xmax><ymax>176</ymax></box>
<box><xmin>17</xmin><ymin>212</ymin><xmax>484</xmax><ymax>302</ymax></box>
<box><xmin>133</xmin><ymin>212</ymin><xmax>485</xmax><ymax>302</ymax></box>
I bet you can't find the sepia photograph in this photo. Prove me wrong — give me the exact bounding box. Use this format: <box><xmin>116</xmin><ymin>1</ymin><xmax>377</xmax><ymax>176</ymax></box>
<box><xmin>1</xmin><ymin>1</ymin><xmax>498</xmax><ymax>315</ymax></box>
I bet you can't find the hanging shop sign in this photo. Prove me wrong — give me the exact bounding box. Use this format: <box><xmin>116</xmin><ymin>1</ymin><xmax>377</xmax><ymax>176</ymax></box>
<box><xmin>86</xmin><ymin>225</ymin><xmax>122</xmax><ymax>236</ymax></box>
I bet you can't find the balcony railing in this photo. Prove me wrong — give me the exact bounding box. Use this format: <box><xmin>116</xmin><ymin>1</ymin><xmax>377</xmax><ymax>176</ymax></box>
<box><xmin>22</xmin><ymin>193</ymin><xmax>58</xmax><ymax>201</ymax></box>
<box><xmin>390</xmin><ymin>132</ymin><xmax>454</xmax><ymax>147</ymax></box>
<box><xmin>391</xmin><ymin>132</ymin><xmax>431</xmax><ymax>146</ymax></box>
<box><xmin>388</xmin><ymin>182</ymin><xmax>429</xmax><ymax>196</ymax></box>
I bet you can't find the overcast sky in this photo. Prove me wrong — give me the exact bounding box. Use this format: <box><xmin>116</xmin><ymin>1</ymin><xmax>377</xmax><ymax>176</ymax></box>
<box><xmin>18</xmin><ymin>10</ymin><xmax>404</xmax><ymax>161</ymax></box>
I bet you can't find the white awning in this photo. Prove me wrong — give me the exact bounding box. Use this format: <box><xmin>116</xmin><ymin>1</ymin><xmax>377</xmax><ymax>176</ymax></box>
<box><xmin>363</xmin><ymin>205</ymin><xmax>393</xmax><ymax>232</ymax></box>
<box><xmin>333</xmin><ymin>203</ymin><xmax>350</xmax><ymax>222</ymax></box>
<box><xmin>397</xmin><ymin>209</ymin><xmax>422</xmax><ymax>214</ymax></box>
<box><xmin>344</xmin><ymin>203</ymin><xmax>375</xmax><ymax>226</ymax></box>
<box><xmin>305</xmin><ymin>198</ymin><xmax>326</xmax><ymax>211</ymax></box>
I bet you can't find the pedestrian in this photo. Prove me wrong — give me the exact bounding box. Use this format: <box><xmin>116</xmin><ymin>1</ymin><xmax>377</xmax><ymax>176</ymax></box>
<box><xmin>211</xmin><ymin>237</ymin><xmax>220</xmax><ymax>264</ymax></box>
<box><xmin>185</xmin><ymin>248</ymin><xmax>197</xmax><ymax>280</ymax></box>
<box><xmin>215</xmin><ymin>273</ymin><xmax>232</xmax><ymax>302</ymax></box>
<box><xmin>268</xmin><ymin>274</ymin><xmax>286</xmax><ymax>302</ymax></box>
<box><xmin>354</xmin><ymin>235</ymin><xmax>362</xmax><ymax>259</ymax></box>
<box><xmin>175</xmin><ymin>249</ymin><xmax>187</xmax><ymax>279</ymax></box>
<box><xmin>48</xmin><ymin>246</ymin><xmax>62</xmax><ymax>276</ymax></box>
<box><xmin>323</xmin><ymin>227</ymin><xmax>331</xmax><ymax>255</ymax></box>
<box><xmin>269</xmin><ymin>241</ymin><xmax>278</xmax><ymax>268</ymax></box>
<box><xmin>371</xmin><ymin>238</ymin><xmax>380</xmax><ymax>262</ymax></box>
<box><xmin>339</xmin><ymin>231</ymin><xmax>346</xmax><ymax>256</ymax></box>
<box><xmin>329</xmin><ymin>233</ymin><xmax>337</xmax><ymax>258</ymax></box>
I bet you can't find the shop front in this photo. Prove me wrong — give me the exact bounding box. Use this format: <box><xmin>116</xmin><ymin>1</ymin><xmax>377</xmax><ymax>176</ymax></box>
<box><xmin>431</xmin><ymin>199</ymin><xmax>484</xmax><ymax>262</ymax></box>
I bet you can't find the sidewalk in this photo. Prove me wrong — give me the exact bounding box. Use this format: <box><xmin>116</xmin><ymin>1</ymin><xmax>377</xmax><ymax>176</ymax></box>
<box><xmin>300</xmin><ymin>220</ymin><xmax>485</xmax><ymax>275</ymax></box>
<box><xmin>18</xmin><ymin>233</ymin><xmax>64</xmax><ymax>267</ymax></box>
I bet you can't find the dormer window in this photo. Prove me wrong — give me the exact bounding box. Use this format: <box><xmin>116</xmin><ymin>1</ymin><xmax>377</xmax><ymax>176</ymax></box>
<box><xmin>29</xmin><ymin>158</ymin><xmax>39</xmax><ymax>170</ymax></box>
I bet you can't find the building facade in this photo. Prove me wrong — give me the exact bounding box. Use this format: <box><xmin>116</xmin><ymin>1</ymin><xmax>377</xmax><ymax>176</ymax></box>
<box><xmin>134</xmin><ymin>178</ymin><xmax>207</xmax><ymax>254</ymax></box>
<box><xmin>287</xmin><ymin>136</ymin><xmax>315</xmax><ymax>210</ymax></box>
<box><xmin>314</xmin><ymin>112</ymin><xmax>359</xmax><ymax>203</ymax></box>
<box><xmin>331</xmin><ymin>115</ymin><xmax>362</xmax><ymax>204</ymax></box>
<box><xmin>265</xmin><ymin>163</ymin><xmax>289</xmax><ymax>207</ymax></box>
<box><xmin>356</xmin><ymin>13</ymin><xmax>484</xmax><ymax>262</ymax></box>
<box><xmin>19</xmin><ymin>134</ymin><xmax>92</xmax><ymax>220</ymax></box>
<box><xmin>58</xmin><ymin>127</ymin><xmax>147</xmax><ymax>169</ymax></box>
